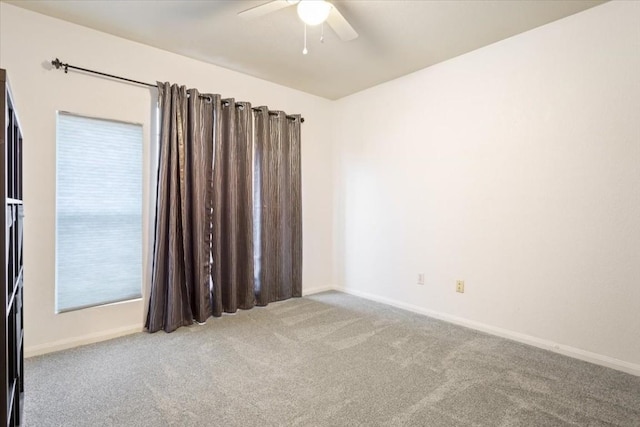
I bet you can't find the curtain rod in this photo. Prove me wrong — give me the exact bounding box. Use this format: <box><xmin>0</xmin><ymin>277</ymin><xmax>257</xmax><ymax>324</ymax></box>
<box><xmin>51</xmin><ymin>58</ymin><xmax>156</xmax><ymax>88</ymax></box>
<box><xmin>222</xmin><ymin>101</ymin><xmax>304</xmax><ymax>123</ymax></box>
<box><xmin>50</xmin><ymin>58</ymin><xmax>304</xmax><ymax>123</ymax></box>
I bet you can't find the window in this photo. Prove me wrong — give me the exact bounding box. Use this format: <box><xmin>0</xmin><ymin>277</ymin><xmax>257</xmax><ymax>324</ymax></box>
<box><xmin>56</xmin><ymin>112</ymin><xmax>143</xmax><ymax>312</ymax></box>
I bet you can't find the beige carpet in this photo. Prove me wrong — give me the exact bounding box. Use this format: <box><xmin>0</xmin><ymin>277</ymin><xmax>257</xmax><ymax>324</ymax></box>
<box><xmin>25</xmin><ymin>291</ymin><xmax>640</xmax><ymax>426</ymax></box>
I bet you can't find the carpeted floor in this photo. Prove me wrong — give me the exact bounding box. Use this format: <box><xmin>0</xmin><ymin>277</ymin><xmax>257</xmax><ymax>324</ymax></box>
<box><xmin>25</xmin><ymin>291</ymin><xmax>640</xmax><ymax>426</ymax></box>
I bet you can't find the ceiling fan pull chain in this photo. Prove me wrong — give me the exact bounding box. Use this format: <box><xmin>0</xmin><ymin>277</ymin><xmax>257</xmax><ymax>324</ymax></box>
<box><xmin>303</xmin><ymin>24</ymin><xmax>308</xmax><ymax>55</ymax></box>
<box><xmin>321</xmin><ymin>23</ymin><xmax>325</xmax><ymax>43</ymax></box>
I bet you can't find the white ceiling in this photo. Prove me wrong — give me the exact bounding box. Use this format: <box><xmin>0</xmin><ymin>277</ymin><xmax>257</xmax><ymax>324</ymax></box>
<box><xmin>6</xmin><ymin>0</ymin><xmax>606</xmax><ymax>100</ymax></box>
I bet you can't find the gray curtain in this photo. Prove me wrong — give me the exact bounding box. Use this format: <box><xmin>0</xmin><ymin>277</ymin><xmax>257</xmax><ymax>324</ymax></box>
<box><xmin>212</xmin><ymin>99</ymin><xmax>255</xmax><ymax>316</ymax></box>
<box><xmin>147</xmin><ymin>85</ymin><xmax>302</xmax><ymax>333</ymax></box>
<box><xmin>146</xmin><ymin>84</ymin><xmax>215</xmax><ymax>333</ymax></box>
<box><xmin>254</xmin><ymin>108</ymin><xmax>302</xmax><ymax>305</ymax></box>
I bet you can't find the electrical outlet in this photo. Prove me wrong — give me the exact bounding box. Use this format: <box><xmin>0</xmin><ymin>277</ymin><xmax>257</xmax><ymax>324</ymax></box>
<box><xmin>456</xmin><ymin>280</ymin><xmax>465</xmax><ymax>293</ymax></box>
<box><xmin>417</xmin><ymin>273</ymin><xmax>425</xmax><ymax>285</ymax></box>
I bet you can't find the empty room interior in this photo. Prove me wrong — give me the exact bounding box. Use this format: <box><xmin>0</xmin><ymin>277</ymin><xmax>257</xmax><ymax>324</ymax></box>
<box><xmin>1</xmin><ymin>0</ymin><xmax>639</xmax><ymax>426</ymax></box>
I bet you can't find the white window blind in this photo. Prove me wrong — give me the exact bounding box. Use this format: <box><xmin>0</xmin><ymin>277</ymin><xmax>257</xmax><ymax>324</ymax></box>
<box><xmin>56</xmin><ymin>112</ymin><xmax>143</xmax><ymax>312</ymax></box>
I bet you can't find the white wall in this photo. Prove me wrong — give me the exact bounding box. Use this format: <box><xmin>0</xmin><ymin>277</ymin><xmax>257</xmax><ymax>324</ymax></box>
<box><xmin>0</xmin><ymin>3</ymin><xmax>334</xmax><ymax>355</ymax></box>
<box><xmin>333</xmin><ymin>1</ymin><xmax>640</xmax><ymax>374</ymax></box>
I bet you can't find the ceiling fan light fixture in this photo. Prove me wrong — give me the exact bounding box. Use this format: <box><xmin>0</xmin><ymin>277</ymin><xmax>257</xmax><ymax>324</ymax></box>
<box><xmin>297</xmin><ymin>0</ymin><xmax>332</xmax><ymax>26</ymax></box>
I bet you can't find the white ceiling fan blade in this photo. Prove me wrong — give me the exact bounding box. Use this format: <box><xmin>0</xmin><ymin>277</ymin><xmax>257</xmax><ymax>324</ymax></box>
<box><xmin>327</xmin><ymin>4</ymin><xmax>358</xmax><ymax>41</ymax></box>
<box><xmin>238</xmin><ymin>1</ymin><xmax>292</xmax><ymax>20</ymax></box>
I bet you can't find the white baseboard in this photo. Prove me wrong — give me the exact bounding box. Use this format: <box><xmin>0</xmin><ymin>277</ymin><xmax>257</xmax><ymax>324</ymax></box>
<box><xmin>302</xmin><ymin>285</ymin><xmax>336</xmax><ymax>296</ymax></box>
<box><xmin>26</xmin><ymin>287</ymin><xmax>639</xmax><ymax>376</ymax></box>
<box><xmin>25</xmin><ymin>324</ymin><xmax>143</xmax><ymax>358</ymax></box>
<box><xmin>334</xmin><ymin>286</ymin><xmax>640</xmax><ymax>377</ymax></box>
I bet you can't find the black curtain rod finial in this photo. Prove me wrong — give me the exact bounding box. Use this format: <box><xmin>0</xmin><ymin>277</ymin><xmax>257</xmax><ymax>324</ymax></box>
<box><xmin>51</xmin><ymin>58</ymin><xmax>68</xmax><ymax>73</ymax></box>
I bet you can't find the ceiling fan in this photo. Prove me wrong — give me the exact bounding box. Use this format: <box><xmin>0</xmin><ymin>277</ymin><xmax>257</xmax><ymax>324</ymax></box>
<box><xmin>238</xmin><ymin>0</ymin><xmax>358</xmax><ymax>50</ymax></box>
